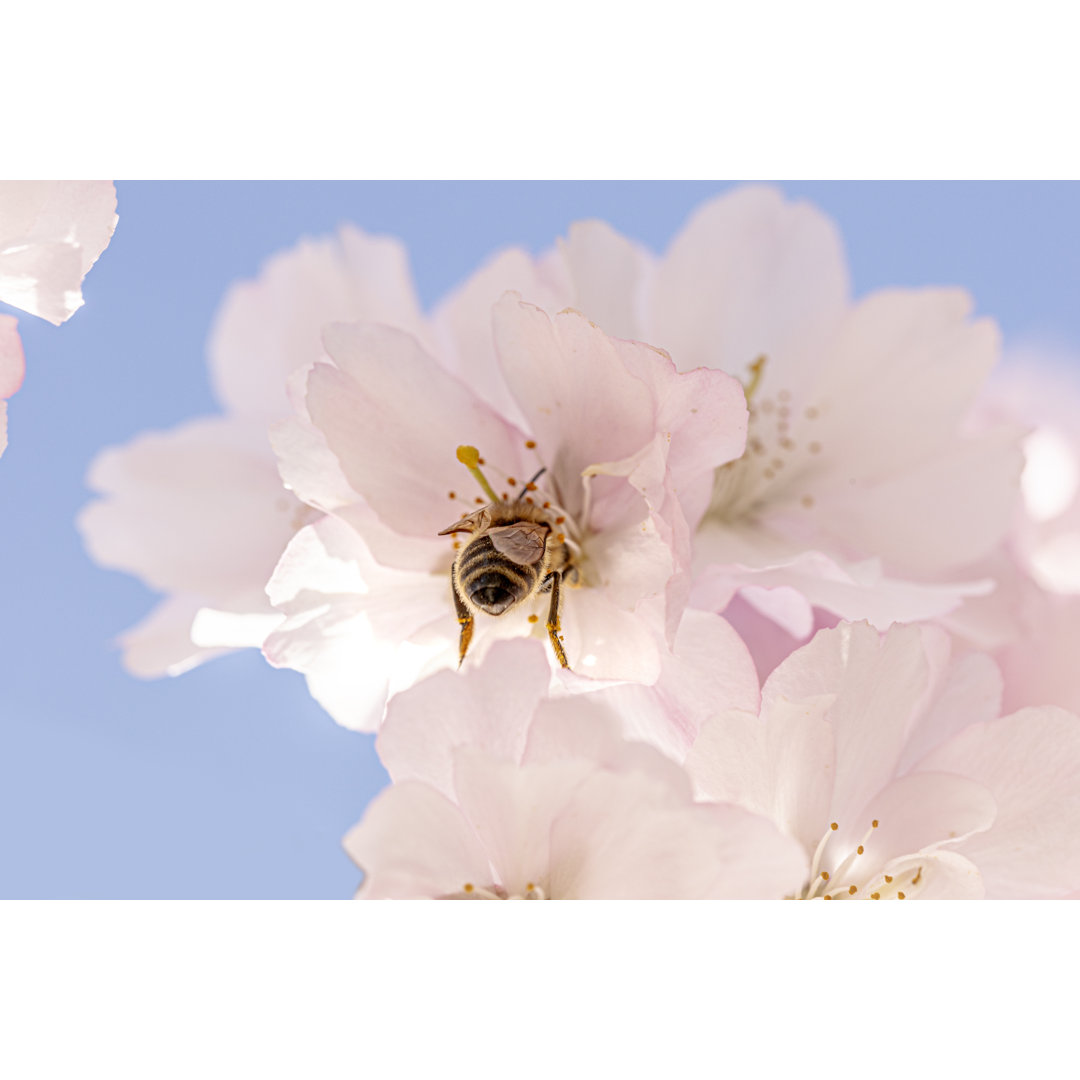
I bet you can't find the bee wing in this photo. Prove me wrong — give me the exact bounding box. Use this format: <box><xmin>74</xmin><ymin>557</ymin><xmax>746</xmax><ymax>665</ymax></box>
<box><xmin>438</xmin><ymin>507</ymin><xmax>492</xmax><ymax>535</ymax></box>
<box><xmin>488</xmin><ymin>523</ymin><xmax>548</xmax><ymax>566</ymax></box>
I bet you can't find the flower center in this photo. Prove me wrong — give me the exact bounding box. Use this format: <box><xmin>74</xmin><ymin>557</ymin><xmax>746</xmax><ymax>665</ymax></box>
<box><xmin>709</xmin><ymin>356</ymin><xmax>825</xmax><ymax>523</ymax></box>
<box><xmin>795</xmin><ymin>818</ymin><xmax>921</xmax><ymax>901</ymax></box>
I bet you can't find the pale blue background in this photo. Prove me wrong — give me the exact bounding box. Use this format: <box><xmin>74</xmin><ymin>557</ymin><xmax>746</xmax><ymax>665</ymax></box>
<box><xmin>1</xmin><ymin>182</ymin><xmax>1078</xmax><ymax>898</ymax></box>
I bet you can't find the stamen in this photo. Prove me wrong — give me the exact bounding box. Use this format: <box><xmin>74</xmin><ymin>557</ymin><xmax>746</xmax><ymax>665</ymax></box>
<box><xmin>743</xmin><ymin>355</ymin><xmax>767</xmax><ymax>400</ymax></box>
<box><xmin>456</xmin><ymin>445</ymin><xmax>500</xmax><ymax>503</ymax></box>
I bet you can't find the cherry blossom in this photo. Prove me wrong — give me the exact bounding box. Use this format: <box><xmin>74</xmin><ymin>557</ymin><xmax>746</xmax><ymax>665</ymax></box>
<box><xmin>685</xmin><ymin>621</ymin><xmax>1080</xmax><ymax>899</ymax></box>
<box><xmin>264</xmin><ymin>295</ymin><xmax>747</xmax><ymax>729</ymax></box>
<box><xmin>433</xmin><ymin>187</ymin><xmax>1023</xmax><ymax>652</ymax></box>
<box><xmin>78</xmin><ymin>227</ymin><xmax>428</xmax><ymax>676</ymax></box>
<box><xmin>346</xmin><ymin>640</ymin><xmax>806</xmax><ymax>899</ymax></box>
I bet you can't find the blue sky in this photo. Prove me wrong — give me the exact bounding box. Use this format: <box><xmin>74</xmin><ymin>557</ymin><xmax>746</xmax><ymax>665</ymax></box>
<box><xmin>1</xmin><ymin>181</ymin><xmax>1077</xmax><ymax>898</ymax></box>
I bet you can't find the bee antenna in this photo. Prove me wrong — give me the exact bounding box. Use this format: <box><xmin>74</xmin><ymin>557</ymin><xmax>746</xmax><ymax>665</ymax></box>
<box><xmin>518</xmin><ymin>467</ymin><xmax>546</xmax><ymax>500</ymax></box>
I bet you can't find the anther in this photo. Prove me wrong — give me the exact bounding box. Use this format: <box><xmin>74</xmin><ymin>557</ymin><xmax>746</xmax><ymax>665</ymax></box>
<box><xmin>912</xmin><ymin>867</ymin><xmax>922</xmax><ymax>885</ymax></box>
<box><xmin>525</xmin><ymin>440</ymin><xmax>537</xmax><ymax>449</ymax></box>
<box><xmin>857</xmin><ymin>846</ymin><xmax>864</xmax><ymax>855</ymax></box>
<box><xmin>475</xmin><ymin>497</ymin><xmax>484</xmax><ymax>504</ymax></box>
<box><xmin>525</xmin><ymin>496</ymin><xmax>534</xmax><ymax>504</ymax></box>
<box><xmin>821</xmin><ymin>871</ymin><xmax>829</xmax><ymax>881</ymax></box>
<box><xmin>743</xmin><ymin>355</ymin><xmax>766</xmax><ymax>400</ymax></box>
<box><xmin>872</xmin><ymin>820</ymin><xmax>879</xmax><ymax>828</ymax></box>
<box><xmin>448</xmin><ymin>491</ymin><xmax>456</xmax><ymax>499</ymax></box>
<box><xmin>555</xmin><ymin>516</ymin><xmax>565</xmax><ymax>525</ymax></box>
<box><xmin>823</xmin><ymin>894</ymin><xmax>833</xmax><ymax>900</ymax></box>
<box><xmin>456</xmin><ymin>445</ymin><xmax>500</xmax><ymax>503</ymax></box>
<box><xmin>542</xmin><ymin>501</ymin><xmax>551</xmax><ymax>509</ymax></box>
<box><xmin>453</xmin><ymin>542</ymin><xmax>461</xmax><ymax>550</ymax></box>
<box><xmin>501</xmin><ymin>492</ymin><xmax>509</xmax><ymax>501</ymax></box>
<box><xmin>848</xmin><ymin>885</ymin><xmax>857</xmax><ymax>895</ymax></box>
<box><xmin>556</xmin><ymin>533</ymin><xmax>565</xmax><ymax>544</ymax></box>
<box><xmin>830</xmin><ymin>822</ymin><xmax>839</xmax><ymax>831</ymax></box>
<box><xmin>897</xmin><ymin>892</ymin><xmax>906</xmax><ymax>900</ymax></box>
<box><xmin>464</xmin><ymin>883</ymin><xmax>474</xmax><ymax>893</ymax></box>
<box><xmin>884</xmin><ymin>875</ymin><xmax>893</xmax><ymax>883</ymax></box>
<box><xmin>526</xmin><ymin>482</ymin><xmax>538</xmax><ymax>491</ymax></box>
<box><xmin>507</xmin><ymin>477</ymin><xmax>517</xmax><ymax>486</ymax></box>
<box><xmin>528</xmin><ymin>614</ymin><xmax>538</xmax><ymax>624</ymax></box>
<box><xmin>871</xmin><ymin>893</ymin><xmax>880</xmax><ymax>900</ymax></box>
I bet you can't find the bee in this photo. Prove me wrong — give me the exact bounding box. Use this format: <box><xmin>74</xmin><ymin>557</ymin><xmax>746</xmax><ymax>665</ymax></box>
<box><xmin>439</xmin><ymin>448</ymin><xmax>574</xmax><ymax>669</ymax></box>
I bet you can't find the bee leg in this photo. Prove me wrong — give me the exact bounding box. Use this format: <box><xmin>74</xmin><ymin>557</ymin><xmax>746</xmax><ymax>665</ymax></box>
<box><xmin>542</xmin><ymin>570</ymin><xmax>570</xmax><ymax>670</ymax></box>
<box><xmin>452</xmin><ymin>570</ymin><xmax>474</xmax><ymax>667</ymax></box>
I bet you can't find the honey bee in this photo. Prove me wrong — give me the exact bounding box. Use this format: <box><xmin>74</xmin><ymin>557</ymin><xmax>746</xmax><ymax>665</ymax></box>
<box><xmin>440</xmin><ymin>449</ymin><xmax>574</xmax><ymax>669</ymax></box>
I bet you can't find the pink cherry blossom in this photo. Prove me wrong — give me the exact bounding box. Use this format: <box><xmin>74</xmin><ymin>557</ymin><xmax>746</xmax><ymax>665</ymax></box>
<box><xmin>264</xmin><ymin>296</ymin><xmax>748</xmax><ymax>730</ymax></box>
<box><xmin>78</xmin><ymin>227</ymin><xmax>428</xmax><ymax>676</ymax></box>
<box><xmin>436</xmin><ymin>187</ymin><xmax>1023</xmax><ymax>666</ymax></box>
<box><xmin>685</xmin><ymin>620</ymin><xmax>1080</xmax><ymax>899</ymax></box>
<box><xmin>0</xmin><ymin>181</ymin><xmax>117</xmax><ymax>325</ymax></box>
<box><xmin>346</xmin><ymin>640</ymin><xmax>806</xmax><ymax>899</ymax></box>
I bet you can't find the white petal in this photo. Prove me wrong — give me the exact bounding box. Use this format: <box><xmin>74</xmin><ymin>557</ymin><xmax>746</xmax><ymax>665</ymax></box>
<box><xmin>0</xmin><ymin>181</ymin><xmax>117</xmax><ymax>324</ymax></box>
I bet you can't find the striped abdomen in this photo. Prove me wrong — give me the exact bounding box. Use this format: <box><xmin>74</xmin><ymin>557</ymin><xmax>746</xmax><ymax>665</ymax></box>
<box><xmin>456</xmin><ymin>535</ymin><xmax>540</xmax><ymax>615</ymax></box>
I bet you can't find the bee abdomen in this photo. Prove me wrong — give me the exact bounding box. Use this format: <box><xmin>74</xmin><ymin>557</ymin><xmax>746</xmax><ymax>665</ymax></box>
<box><xmin>457</xmin><ymin>536</ymin><xmax>538</xmax><ymax>616</ymax></box>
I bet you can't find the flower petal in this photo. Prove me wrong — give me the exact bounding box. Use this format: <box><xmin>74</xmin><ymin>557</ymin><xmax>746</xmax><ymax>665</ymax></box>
<box><xmin>308</xmin><ymin>322</ymin><xmax>530</xmax><ymax>539</ymax></box>
<box><xmin>208</xmin><ymin>226</ymin><xmax>426</xmax><ymax>419</ymax></box>
<box><xmin>647</xmin><ymin>185</ymin><xmax>850</xmax><ymax>386</ymax></box>
<box><xmin>0</xmin><ymin>181</ymin><xmax>117</xmax><ymax>324</ymax></box>
<box><xmin>79</xmin><ymin>417</ymin><xmax>298</xmax><ymax>606</ymax></box>
<box><xmin>376</xmin><ymin>638</ymin><xmax>553</xmax><ymax>794</ymax></box>
<box><xmin>345</xmin><ymin>781</ymin><xmax>493</xmax><ymax>900</ymax></box>
<box><xmin>916</xmin><ymin>706</ymin><xmax>1080</xmax><ymax>898</ymax></box>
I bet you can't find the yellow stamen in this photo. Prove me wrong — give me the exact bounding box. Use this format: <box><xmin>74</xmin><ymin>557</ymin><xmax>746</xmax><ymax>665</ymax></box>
<box><xmin>456</xmin><ymin>445</ymin><xmax>500</xmax><ymax>503</ymax></box>
<box><xmin>743</xmin><ymin>355</ymin><xmax>766</xmax><ymax>401</ymax></box>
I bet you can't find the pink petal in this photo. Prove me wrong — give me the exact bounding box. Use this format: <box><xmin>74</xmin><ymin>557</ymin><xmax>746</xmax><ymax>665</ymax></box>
<box><xmin>79</xmin><ymin>417</ymin><xmax>299</xmax><ymax>604</ymax></box>
<box><xmin>548</xmin><ymin>770</ymin><xmax>808</xmax><ymax>899</ymax></box>
<box><xmin>0</xmin><ymin>181</ymin><xmax>117</xmax><ymax>324</ymax></box>
<box><xmin>376</xmin><ymin>638</ymin><xmax>553</xmax><ymax>794</ymax></box>
<box><xmin>646</xmin><ymin>185</ymin><xmax>850</xmax><ymax>387</ymax></box>
<box><xmin>430</xmin><ymin>247</ymin><xmax>571</xmax><ymax>426</ymax></box>
<box><xmin>115</xmin><ymin>595</ymin><xmax>233</xmax><ymax>678</ymax></box>
<box><xmin>558</xmin><ymin>219</ymin><xmax>652</xmax><ymax>342</ymax></box>
<box><xmin>916</xmin><ymin>706</ymin><xmax>1080</xmax><ymax>898</ymax></box>
<box><xmin>563</xmin><ymin>609</ymin><xmax>761</xmax><ymax>759</ymax></box>
<box><xmin>308</xmin><ymin>322</ymin><xmax>531</xmax><ymax>539</ymax></box>
<box><xmin>208</xmin><ymin>227</ymin><xmax>426</xmax><ymax>420</ymax></box>
<box><xmin>763</xmin><ymin>622</ymin><xmax>933</xmax><ymax>834</ymax></box>
<box><xmin>345</xmin><ymin>782</ymin><xmax>493</xmax><ymax>900</ymax></box>
<box><xmin>0</xmin><ymin>314</ymin><xmax>26</xmax><ymax>398</ymax></box>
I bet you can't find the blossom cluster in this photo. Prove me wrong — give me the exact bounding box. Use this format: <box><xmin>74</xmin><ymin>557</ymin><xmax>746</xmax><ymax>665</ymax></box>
<box><xmin>75</xmin><ymin>186</ymin><xmax>1080</xmax><ymax>898</ymax></box>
